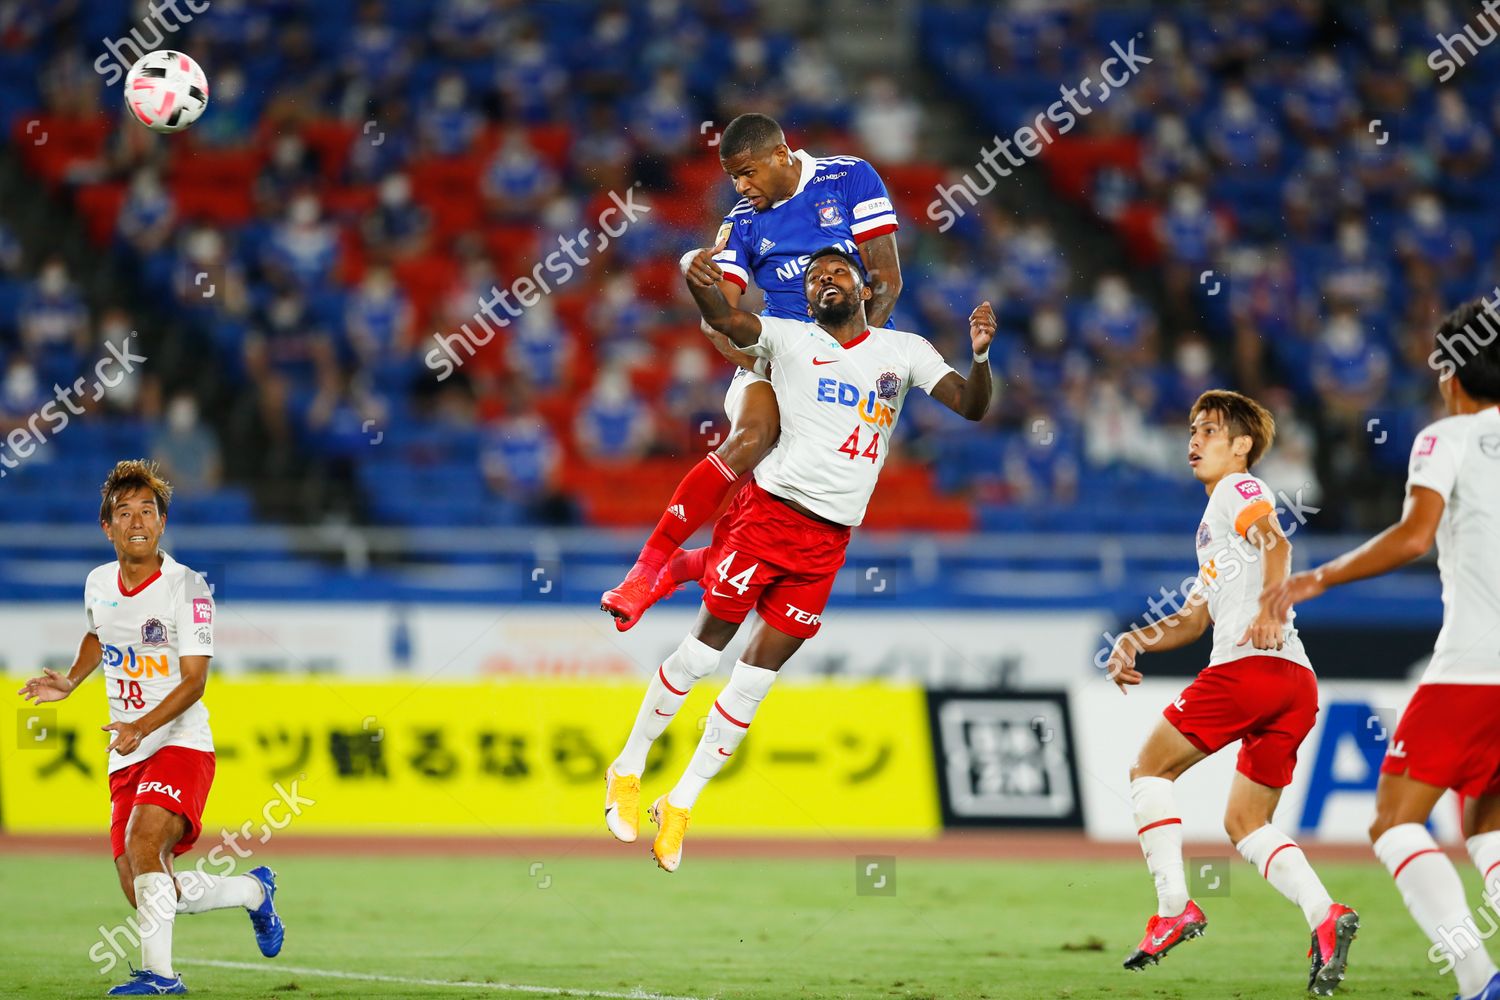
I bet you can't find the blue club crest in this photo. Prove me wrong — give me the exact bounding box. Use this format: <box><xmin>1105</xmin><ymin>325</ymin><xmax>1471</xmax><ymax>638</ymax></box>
<box><xmin>1196</xmin><ymin>521</ymin><xmax>1212</xmax><ymax>548</ymax></box>
<box><xmin>816</xmin><ymin>201</ymin><xmax>844</xmax><ymax>227</ymax></box>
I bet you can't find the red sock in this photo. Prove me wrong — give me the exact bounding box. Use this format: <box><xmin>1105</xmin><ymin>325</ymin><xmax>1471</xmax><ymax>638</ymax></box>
<box><xmin>637</xmin><ymin>454</ymin><xmax>739</xmax><ymax>571</ymax></box>
<box><xmin>667</xmin><ymin>546</ymin><xmax>710</xmax><ymax>585</ymax></box>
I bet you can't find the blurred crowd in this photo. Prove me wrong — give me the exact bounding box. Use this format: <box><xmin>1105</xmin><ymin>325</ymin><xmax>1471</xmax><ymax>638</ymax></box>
<box><xmin>924</xmin><ymin>0</ymin><xmax>1500</xmax><ymax>527</ymax></box>
<box><xmin>1</xmin><ymin>0</ymin><xmax>1484</xmax><ymax>532</ymax></box>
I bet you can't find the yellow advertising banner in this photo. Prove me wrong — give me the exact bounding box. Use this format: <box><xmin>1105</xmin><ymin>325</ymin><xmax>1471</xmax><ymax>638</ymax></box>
<box><xmin>4</xmin><ymin>678</ymin><xmax>940</xmax><ymax>837</ymax></box>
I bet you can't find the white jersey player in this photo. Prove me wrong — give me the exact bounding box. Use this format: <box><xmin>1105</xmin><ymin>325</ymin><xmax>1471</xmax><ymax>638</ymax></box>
<box><xmin>1107</xmin><ymin>391</ymin><xmax>1355</xmax><ymax>994</ymax></box>
<box><xmin>18</xmin><ymin>460</ymin><xmax>283</xmax><ymax>996</ymax></box>
<box><xmin>602</xmin><ymin>246</ymin><xmax>993</xmax><ymax>873</ymax></box>
<box><xmin>86</xmin><ymin>551</ymin><xmax>216</xmax><ymax>774</ymax></box>
<box><xmin>601</xmin><ymin>111</ymin><xmax>906</xmax><ymax>633</ymax></box>
<box><xmin>1268</xmin><ymin>296</ymin><xmax>1500</xmax><ymax>1000</ymax></box>
<box><xmin>743</xmin><ymin>314</ymin><xmax>957</xmax><ymax>525</ymax></box>
<box><xmin>1194</xmin><ymin>470</ymin><xmax>1312</xmax><ymax>672</ymax></box>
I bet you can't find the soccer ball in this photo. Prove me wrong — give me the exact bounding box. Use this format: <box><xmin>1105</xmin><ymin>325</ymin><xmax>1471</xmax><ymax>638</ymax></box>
<box><xmin>124</xmin><ymin>51</ymin><xmax>209</xmax><ymax>134</ymax></box>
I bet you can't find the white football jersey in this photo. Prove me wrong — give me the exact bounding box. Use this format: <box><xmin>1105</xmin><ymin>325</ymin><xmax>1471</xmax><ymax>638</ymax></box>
<box><xmin>1406</xmin><ymin>406</ymin><xmax>1500</xmax><ymax>685</ymax></box>
<box><xmin>1194</xmin><ymin>472</ymin><xmax>1312</xmax><ymax>671</ymax></box>
<box><xmin>85</xmin><ymin>552</ymin><xmax>215</xmax><ymax>773</ymax></box>
<box><xmin>743</xmin><ymin>315</ymin><xmax>957</xmax><ymax>525</ymax></box>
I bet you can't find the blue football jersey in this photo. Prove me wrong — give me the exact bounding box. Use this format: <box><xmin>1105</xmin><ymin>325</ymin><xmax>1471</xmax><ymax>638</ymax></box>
<box><xmin>711</xmin><ymin>150</ymin><xmax>900</xmax><ymax>323</ymax></box>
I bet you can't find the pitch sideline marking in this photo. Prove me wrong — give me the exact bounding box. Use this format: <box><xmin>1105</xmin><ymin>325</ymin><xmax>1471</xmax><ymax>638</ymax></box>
<box><xmin>178</xmin><ymin>959</ymin><xmax>711</xmax><ymax>999</ymax></box>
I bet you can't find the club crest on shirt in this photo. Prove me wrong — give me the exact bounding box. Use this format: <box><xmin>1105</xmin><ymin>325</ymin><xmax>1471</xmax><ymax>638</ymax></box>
<box><xmin>815</xmin><ymin>200</ymin><xmax>844</xmax><ymax>228</ymax></box>
<box><xmin>1196</xmin><ymin>521</ymin><xmax>1212</xmax><ymax>548</ymax></box>
<box><xmin>140</xmin><ymin>618</ymin><xmax>168</xmax><ymax>646</ymax></box>
<box><xmin>876</xmin><ymin>371</ymin><xmax>901</xmax><ymax>401</ymax></box>
<box><xmin>1234</xmin><ymin>479</ymin><xmax>1262</xmax><ymax>500</ymax></box>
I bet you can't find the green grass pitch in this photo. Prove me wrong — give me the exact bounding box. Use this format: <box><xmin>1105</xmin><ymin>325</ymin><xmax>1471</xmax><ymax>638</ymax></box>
<box><xmin>0</xmin><ymin>852</ymin><xmax>1486</xmax><ymax>999</ymax></box>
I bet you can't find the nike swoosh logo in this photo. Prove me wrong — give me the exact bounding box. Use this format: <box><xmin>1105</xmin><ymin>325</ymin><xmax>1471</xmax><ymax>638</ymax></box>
<box><xmin>1150</xmin><ymin>932</ymin><xmax>1174</xmax><ymax>947</ymax></box>
<box><xmin>710</xmin><ymin>587</ymin><xmax>733</xmax><ymax>598</ymax></box>
<box><xmin>717</xmin><ymin>749</ymin><xmax>732</xmax><ymax>757</ymax></box>
<box><xmin>812</xmin><ymin>358</ymin><xmax>838</xmax><ymax>365</ymax></box>
<box><xmin>654</xmin><ymin>709</ymin><xmax>672</xmax><ymax>717</ymax></box>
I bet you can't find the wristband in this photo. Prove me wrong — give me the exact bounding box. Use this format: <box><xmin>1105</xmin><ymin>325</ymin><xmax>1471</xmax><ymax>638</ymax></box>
<box><xmin>972</xmin><ymin>348</ymin><xmax>990</xmax><ymax>364</ymax></box>
<box><xmin>679</xmin><ymin>249</ymin><xmax>701</xmax><ymax>276</ymax></box>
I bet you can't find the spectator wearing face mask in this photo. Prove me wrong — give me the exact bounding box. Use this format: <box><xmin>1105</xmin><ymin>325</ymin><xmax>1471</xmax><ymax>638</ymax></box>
<box><xmin>152</xmin><ymin>394</ymin><xmax>222</xmax><ymax>496</ymax></box>
<box><xmin>1313</xmin><ymin>308</ymin><xmax>1391</xmax><ymax>424</ymax></box>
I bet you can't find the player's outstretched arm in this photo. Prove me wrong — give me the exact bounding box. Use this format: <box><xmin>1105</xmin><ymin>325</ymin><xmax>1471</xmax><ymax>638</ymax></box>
<box><xmin>1263</xmin><ymin>486</ymin><xmax>1444</xmax><ymax>622</ymax></box>
<box><xmin>17</xmin><ymin>632</ymin><xmax>102</xmax><ymax>704</ymax></box>
<box><xmin>681</xmin><ymin>247</ymin><xmax>762</xmax><ymax>347</ymax></box>
<box><xmin>861</xmin><ymin>233</ymin><xmax>903</xmax><ymax>328</ymax></box>
<box><xmin>1107</xmin><ymin>592</ymin><xmax>1211</xmax><ymax>693</ymax></box>
<box><xmin>700</xmin><ymin>278</ymin><xmax>764</xmax><ymax>372</ymax></box>
<box><xmin>928</xmin><ymin>302</ymin><xmax>995</xmax><ymax>421</ymax></box>
<box><xmin>102</xmin><ymin>654</ymin><xmax>209</xmax><ymax>756</ymax></box>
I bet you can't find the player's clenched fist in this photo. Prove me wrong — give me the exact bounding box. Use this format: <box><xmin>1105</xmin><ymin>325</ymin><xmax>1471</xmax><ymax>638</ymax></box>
<box><xmin>969</xmin><ymin>301</ymin><xmax>996</xmax><ymax>356</ymax></box>
<box><xmin>17</xmin><ymin>667</ymin><xmax>75</xmax><ymax>704</ymax></box>
<box><xmin>679</xmin><ymin>247</ymin><xmax>725</xmax><ymax>288</ymax></box>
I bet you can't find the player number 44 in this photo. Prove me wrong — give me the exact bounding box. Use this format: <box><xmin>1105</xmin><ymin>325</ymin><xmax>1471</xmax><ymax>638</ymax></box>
<box><xmin>715</xmin><ymin>551</ymin><xmax>759</xmax><ymax>595</ymax></box>
<box><xmin>837</xmin><ymin>428</ymin><xmax>879</xmax><ymax>463</ymax></box>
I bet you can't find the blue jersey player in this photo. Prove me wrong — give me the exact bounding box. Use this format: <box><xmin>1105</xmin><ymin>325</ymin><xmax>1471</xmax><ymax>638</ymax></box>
<box><xmin>602</xmin><ymin>113</ymin><xmax>905</xmax><ymax>630</ymax></box>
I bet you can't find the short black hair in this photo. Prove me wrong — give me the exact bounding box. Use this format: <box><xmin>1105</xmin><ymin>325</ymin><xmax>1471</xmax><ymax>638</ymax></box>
<box><xmin>1433</xmin><ymin>297</ymin><xmax>1500</xmax><ymax>402</ymax></box>
<box><xmin>804</xmin><ymin>246</ymin><xmax>864</xmax><ymax>282</ymax></box>
<box><xmin>719</xmin><ymin>113</ymin><xmax>785</xmax><ymax>160</ymax></box>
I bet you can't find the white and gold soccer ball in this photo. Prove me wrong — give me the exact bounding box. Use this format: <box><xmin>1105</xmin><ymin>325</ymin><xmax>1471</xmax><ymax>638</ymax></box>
<box><xmin>124</xmin><ymin>51</ymin><xmax>209</xmax><ymax>134</ymax></box>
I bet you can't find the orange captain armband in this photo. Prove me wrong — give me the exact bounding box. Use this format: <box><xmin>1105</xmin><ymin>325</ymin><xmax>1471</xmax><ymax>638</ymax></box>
<box><xmin>1234</xmin><ymin>499</ymin><xmax>1276</xmax><ymax>538</ymax></box>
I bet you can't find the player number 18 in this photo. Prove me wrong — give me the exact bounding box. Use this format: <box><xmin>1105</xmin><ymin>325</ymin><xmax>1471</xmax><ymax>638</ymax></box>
<box><xmin>114</xmin><ymin>678</ymin><xmax>145</xmax><ymax>710</ymax></box>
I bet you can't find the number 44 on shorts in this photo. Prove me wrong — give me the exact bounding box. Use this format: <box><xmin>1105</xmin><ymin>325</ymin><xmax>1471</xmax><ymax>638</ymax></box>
<box><xmin>715</xmin><ymin>551</ymin><xmax>759</xmax><ymax>596</ymax></box>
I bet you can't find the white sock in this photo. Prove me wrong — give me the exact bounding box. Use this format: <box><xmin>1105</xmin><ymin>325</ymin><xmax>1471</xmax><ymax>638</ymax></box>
<box><xmin>613</xmin><ymin>635</ymin><xmax>721</xmax><ymax>776</ymax></box>
<box><xmin>175</xmin><ymin>870</ymin><xmax>264</xmax><ymax>913</ymax></box>
<box><xmin>1235</xmin><ymin>824</ymin><xmax>1334</xmax><ymax>929</ymax></box>
<box><xmin>1375</xmin><ymin>823</ymin><xmax>1499</xmax><ymax>997</ymax></box>
<box><xmin>134</xmin><ymin>872</ymin><xmax>177</xmax><ymax>978</ymax></box>
<box><xmin>1131</xmin><ymin>776</ymin><xmax>1187</xmax><ymax>918</ymax></box>
<box><xmin>667</xmin><ymin>661</ymin><xmax>776</xmax><ymax>809</ymax></box>
<box><xmin>1469</xmin><ymin>831</ymin><xmax>1500</xmax><ymax>916</ymax></box>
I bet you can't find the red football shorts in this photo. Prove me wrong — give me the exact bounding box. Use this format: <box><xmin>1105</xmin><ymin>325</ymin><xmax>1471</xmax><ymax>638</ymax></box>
<box><xmin>1163</xmin><ymin>656</ymin><xmax>1318</xmax><ymax>788</ymax></box>
<box><xmin>109</xmin><ymin>746</ymin><xmax>216</xmax><ymax>859</ymax></box>
<box><xmin>699</xmin><ymin>481</ymin><xmax>851</xmax><ymax>639</ymax></box>
<box><xmin>1380</xmin><ymin>683</ymin><xmax>1500</xmax><ymax>799</ymax></box>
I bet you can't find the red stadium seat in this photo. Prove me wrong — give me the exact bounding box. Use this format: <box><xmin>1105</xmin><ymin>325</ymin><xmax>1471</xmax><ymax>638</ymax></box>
<box><xmin>11</xmin><ymin>113</ymin><xmax>111</xmax><ymax>189</ymax></box>
<box><xmin>482</xmin><ymin>223</ymin><xmax>542</xmax><ymax>275</ymax></box>
<box><xmin>165</xmin><ymin>146</ymin><xmax>262</xmax><ymax>188</ymax></box>
<box><xmin>300</xmin><ymin>119</ymin><xmax>357</xmax><ymax>181</ymax></box>
<box><xmin>1116</xmin><ymin>202</ymin><xmax>1163</xmax><ymax>264</ymax></box>
<box><xmin>862</xmin><ymin>464</ymin><xmax>975</xmax><ymax>531</ymax></box>
<box><xmin>173</xmin><ymin>179</ymin><xmax>254</xmax><ymax>225</ymax></box>
<box><xmin>526</xmin><ymin>123</ymin><xmax>572</xmax><ymax>171</ymax></box>
<box><xmin>408</xmin><ymin>154</ymin><xmax>485</xmax><ymax>239</ymax></box>
<box><xmin>632</xmin><ymin>259</ymin><xmax>681</xmax><ymax>303</ymax></box>
<box><xmin>320</xmin><ymin>184</ymin><xmax>377</xmax><ymax>221</ymax></box>
<box><xmin>1041</xmin><ymin>135</ymin><xmax>1141</xmax><ymax>203</ymax></box>
<box><xmin>75</xmin><ymin>182</ymin><xmax>126</xmax><ymax>246</ymax></box>
<box><xmin>394</xmin><ymin>252</ymin><xmax>459</xmax><ymax>330</ymax></box>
